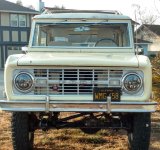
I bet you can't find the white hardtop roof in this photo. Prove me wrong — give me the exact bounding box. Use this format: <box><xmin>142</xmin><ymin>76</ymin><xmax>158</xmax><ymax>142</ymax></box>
<box><xmin>33</xmin><ymin>12</ymin><xmax>131</xmax><ymax>20</ymax></box>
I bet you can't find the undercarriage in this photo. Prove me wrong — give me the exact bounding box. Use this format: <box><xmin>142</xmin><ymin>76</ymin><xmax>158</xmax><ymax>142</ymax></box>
<box><xmin>29</xmin><ymin>112</ymin><xmax>131</xmax><ymax>134</ymax></box>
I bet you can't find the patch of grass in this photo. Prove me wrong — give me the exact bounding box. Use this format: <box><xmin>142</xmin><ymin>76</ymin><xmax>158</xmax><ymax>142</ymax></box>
<box><xmin>55</xmin><ymin>135</ymin><xmax>70</xmax><ymax>141</ymax></box>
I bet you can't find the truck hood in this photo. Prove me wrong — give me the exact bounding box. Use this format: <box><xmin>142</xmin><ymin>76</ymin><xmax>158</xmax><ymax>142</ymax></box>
<box><xmin>17</xmin><ymin>52</ymin><xmax>139</xmax><ymax>67</ymax></box>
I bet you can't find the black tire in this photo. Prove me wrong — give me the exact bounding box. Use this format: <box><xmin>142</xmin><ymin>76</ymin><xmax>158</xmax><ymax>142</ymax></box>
<box><xmin>11</xmin><ymin>112</ymin><xmax>34</xmax><ymax>150</ymax></box>
<box><xmin>128</xmin><ymin>113</ymin><xmax>151</xmax><ymax>150</ymax></box>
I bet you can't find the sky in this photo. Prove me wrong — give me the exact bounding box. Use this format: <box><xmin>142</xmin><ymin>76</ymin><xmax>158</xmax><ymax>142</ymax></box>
<box><xmin>7</xmin><ymin>0</ymin><xmax>160</xmax><ymax>23</ymax></box>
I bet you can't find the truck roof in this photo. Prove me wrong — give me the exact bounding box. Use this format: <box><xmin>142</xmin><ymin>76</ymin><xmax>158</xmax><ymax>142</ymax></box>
<box><xmin>33</xmin><ymin>10</ymin><xmax>131</xmax><ymax>20</ymax></box>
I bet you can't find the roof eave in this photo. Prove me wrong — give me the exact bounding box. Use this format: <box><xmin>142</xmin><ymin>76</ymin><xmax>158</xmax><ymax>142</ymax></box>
<box><xmin>0</xmin><ymin>10</ymin><xmax>39</xmax><ymax>14</ymax></box>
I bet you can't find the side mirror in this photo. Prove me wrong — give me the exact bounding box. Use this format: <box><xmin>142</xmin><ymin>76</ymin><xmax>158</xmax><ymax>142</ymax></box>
<box><xmin>21</xmin><ymin>46</ymin><xmax>28</xmax><ymax>54</ymax></box>
<box><xmin>137</xmin><ymin>47</ymin><xmax>144</xmax><ymax>55</ymax></box>
<box><xmin>135</xmin><ymin>45</ymin><xmax>144</xmax><ymax>55</ymax></box>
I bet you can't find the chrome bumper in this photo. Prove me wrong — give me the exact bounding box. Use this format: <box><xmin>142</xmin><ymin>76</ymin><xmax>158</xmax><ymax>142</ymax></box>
<box><xmin>0</xmin><ymin>98</ymin><xmax>157</xmax><ymax>113</ymax></box>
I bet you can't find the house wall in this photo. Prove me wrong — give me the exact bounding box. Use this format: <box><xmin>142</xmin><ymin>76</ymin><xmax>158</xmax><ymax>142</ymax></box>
<box><xmin>0</xmin><ymin>46</ymin><xmax>1</xmax><ymax>68</ymax></box>
<box><xmin>0</xmin><ymin>12</ymin><xmax>36</xmax><ymax>68</ymax></box>
<box><xmin>3</xmin><ymin>30</ymin><xmax>10</xmax><ymax>41</ymax></box>
<box><xmin>136</xmin><ymin>27</ymin><xmax>160</xmax><ymax>52</ymax></box>
<box><xmin>21</xmin><ymin>31</ymin><xmax>27</xmax><ymax>42</ymax></box>
<box><xmin>1</xmin><ymin>12</ymin><xmax>9</xmax><ymax>26</ymax></box>
<box><xmin>149</xmin><ymin>38</ymin><xmax>160</xmax><ymax>52</ymax></box>
<box><xmin>12</xmin><ymin>31</ymin><xmax>19</xmax><ymax>42</ymax></box>
<box><xmin>8</xmin><ymin>49</ymin><xmax>21</xmax><ymax>56</ymax></box>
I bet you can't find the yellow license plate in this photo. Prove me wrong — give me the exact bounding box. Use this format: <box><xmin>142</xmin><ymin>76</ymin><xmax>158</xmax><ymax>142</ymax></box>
<box><xmin>93</xmin><ymin>87</ymin><xmax>121</xmax><ymax>101</ymax></box>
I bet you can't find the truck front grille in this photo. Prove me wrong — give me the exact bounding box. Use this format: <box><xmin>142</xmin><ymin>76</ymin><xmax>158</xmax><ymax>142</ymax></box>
<box><xmin>34</xmin><ymin>68</ymin><xmax>123</xmax><ymax>95</ymax></box>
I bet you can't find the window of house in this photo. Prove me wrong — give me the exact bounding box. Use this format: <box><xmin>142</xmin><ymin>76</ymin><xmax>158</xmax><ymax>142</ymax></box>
<box><xmin>10</xmin><ymin>14</ymin><xmax>26</xmax><ymax>27</ymax></box>
<box><xmin>19</xmin><ymin>15</ymin><xmax>26</xmax><ymax>27</ymax></box>
<box><xmin>7</xmin><ymin>46</ymin><xmax>21</xmax><ymax>50</ymax></box>
<box><xmin>11</xmin><ymin>14</ymin><xmax>18</xmax><ymax>27</ymax></box>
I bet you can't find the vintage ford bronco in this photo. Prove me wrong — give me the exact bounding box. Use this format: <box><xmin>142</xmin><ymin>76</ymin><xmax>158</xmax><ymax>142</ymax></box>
<box><xmin>0</xmin><ymin>10</ymin><xmax>157</xmax><ymax>150</ymax></box>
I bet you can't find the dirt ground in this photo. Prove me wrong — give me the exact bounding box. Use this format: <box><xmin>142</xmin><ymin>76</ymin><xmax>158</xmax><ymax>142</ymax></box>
<box><xmin>0</xmin><ymin>111</ymin><xmax>159</xmax><ymax>150</ymax></box>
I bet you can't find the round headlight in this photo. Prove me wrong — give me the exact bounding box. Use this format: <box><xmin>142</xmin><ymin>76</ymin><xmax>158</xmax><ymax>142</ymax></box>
<box><xmin>14</xmin><ymin>72</ymin><xmax>34</xmax><ymax>93</ymax></box>
<box><xmin>122</xmin><ymin>73</ymin><xmax>142</xmax><ymax>93</ymax></box>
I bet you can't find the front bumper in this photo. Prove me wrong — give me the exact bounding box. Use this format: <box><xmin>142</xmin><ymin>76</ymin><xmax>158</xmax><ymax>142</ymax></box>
<box><xmin>0</xmin><ymin>98</ymin><xmax>157</xmax><ymax>113</ymax></box>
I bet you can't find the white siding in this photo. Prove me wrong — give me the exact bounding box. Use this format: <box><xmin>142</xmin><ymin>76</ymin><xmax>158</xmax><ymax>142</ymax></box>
<box><xmin>3</xmin><ymin>31</ymin><xmax>9</xmax><ymax>41</ymax></box>
<box><xmin>12</xmin><ymin>31</ymin><xmax>18</xmax><ymax>42</ymax></box>
<box><xmin>1</xmin><ymin>13</ymin><xmax>9</xmax><ymax>26</ymax></box>
<box><xmin>21</xmin><ymin>31</ymin><xmax>27</xmax><ymax>42</ymax></box>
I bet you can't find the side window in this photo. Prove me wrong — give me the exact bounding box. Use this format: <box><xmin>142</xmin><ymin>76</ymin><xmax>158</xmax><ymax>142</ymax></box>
<box><xmin>40</xmin><ymin>31</ymin><xmax>47</xmax><ymax>46</ymax></box>
<box><xmin>10</xmin><ymin>14</ymin><xmax>27</xmax><ymax>27</ymax></box>
<box><xmin>10</xmin><ymin>14</ymin><xmax>18</xmax><ymax>27</ymax></box>
<box><xmin>120</xmin><ymin>24</ymin><xmax>130</xmax><ymax>47</ymax></box>
<box><xmin>19</xmin><ymin>15</ymin><xmax>26</xmax><ymax>27</ymax></box>
<box><xmin>33</xmin><ymin>24</ymin><xmax>47</xmax><ymax>46</ymax></box>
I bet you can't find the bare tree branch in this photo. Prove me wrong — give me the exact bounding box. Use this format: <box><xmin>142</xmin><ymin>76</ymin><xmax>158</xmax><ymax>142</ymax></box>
<box><xmin>132</xmin><ymin>4</ymin><xmax>158</xmax><ymax>24</ymax></box>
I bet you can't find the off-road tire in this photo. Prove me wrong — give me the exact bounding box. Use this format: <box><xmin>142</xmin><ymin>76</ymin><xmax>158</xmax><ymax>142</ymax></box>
<box><xmin>128</xmin><ymin>113</ymin><xmax>151</xmax><ymax>150</ymax></box>
<box><xmin>11</xmin><ymin>112</ymin><xmax>34</xmax><ymax>150</ymax></box>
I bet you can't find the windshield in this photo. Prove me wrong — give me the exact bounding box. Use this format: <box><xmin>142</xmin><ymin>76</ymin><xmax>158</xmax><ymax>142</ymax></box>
<box><xmin>32</xmin><ymin>23</ymin><xmax>131</xmax><ymax>48</ymax></box>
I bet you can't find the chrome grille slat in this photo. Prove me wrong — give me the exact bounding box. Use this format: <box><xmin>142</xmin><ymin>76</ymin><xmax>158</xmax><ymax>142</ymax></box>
<box><xmin>34</xmin><ymin>68</ymin><xmax>123</xmax><ymax>95</ymax></box>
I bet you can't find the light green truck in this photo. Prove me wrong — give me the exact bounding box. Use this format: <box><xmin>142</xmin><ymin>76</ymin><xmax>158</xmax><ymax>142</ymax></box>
<box><xmin>0</xmin><ymin>10</ymin><xmax>157</xmax><ymax>150</ymax></box>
